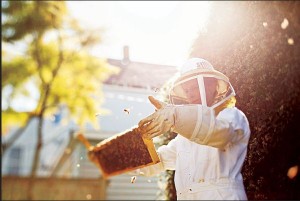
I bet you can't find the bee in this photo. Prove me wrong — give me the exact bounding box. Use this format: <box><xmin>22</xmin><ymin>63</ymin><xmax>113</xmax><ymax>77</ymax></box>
<box><xmin>124</xmin><ymin>108</ymin><xmax>130</xmax><ymax>114</ymax></box>
<box><xmin>131</xmin><ymin>176</ymin><xmax>136</xmax><ymax>183</ymax></box>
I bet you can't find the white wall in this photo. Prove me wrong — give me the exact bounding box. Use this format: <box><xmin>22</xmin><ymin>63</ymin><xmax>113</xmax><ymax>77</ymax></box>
<box><xmin>99</xmin><ymin>85</ymin><xmax>159</xmax><ymax>133</ymax></box>
<box><xmin>2</xmin><ymin>118</ymin><xmax>71</xmax><ymax>176</ymax></box>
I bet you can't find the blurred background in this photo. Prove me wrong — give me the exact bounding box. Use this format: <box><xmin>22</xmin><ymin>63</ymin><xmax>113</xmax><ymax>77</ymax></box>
<box><xmin>2</xmin><ymin>1</ymin><xmax>300</xmax><ymax>200</ymax></box>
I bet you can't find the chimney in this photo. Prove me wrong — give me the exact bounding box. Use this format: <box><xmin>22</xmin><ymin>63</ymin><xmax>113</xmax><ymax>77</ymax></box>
<box><xmin>122</xmin><ymin>45</ymin><xmax>130</xmax><ymax>65</ymax></box>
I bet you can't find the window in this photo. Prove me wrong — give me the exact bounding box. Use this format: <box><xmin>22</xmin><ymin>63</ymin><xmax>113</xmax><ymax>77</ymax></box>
<box><xmin>7</xmin><ymin>147</ymin><xmax>22</xmax><ymax>175</ymax></box>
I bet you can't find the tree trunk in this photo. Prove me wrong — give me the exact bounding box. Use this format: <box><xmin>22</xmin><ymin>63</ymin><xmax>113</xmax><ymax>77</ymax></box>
<box><xmin>25</xmin><ymin>27</ymin><xmax>64</xmax><ymax>199</ymax></box>
<box><xmin>27</xmin><ymin>115</ymin><xmax>44</xmax><ymax>200</ymax></box>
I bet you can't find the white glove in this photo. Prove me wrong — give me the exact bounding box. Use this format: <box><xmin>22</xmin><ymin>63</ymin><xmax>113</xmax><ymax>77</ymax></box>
<box><xmin>138</xmin><ymin>96</ymin><xmax>175</xmax><ymax>139</ymax></box>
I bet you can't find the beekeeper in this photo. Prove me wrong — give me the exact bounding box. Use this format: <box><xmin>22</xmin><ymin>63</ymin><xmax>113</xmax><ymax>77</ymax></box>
<box><xmin>138</xmin><ymin>58</ymin><xmax>251</xmax><ymax>200</ymax></box>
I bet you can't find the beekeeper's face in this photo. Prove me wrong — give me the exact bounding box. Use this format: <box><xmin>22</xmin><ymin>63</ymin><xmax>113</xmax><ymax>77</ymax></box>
<box><xmin>180</xmin><ymin>78</ymin><xmax>201</xmax><ymax>104</ymax></box>
<box><xmin>170</xmin><ymin>74</ymin><xmax>232</xmax><ymax>108</ymax></box>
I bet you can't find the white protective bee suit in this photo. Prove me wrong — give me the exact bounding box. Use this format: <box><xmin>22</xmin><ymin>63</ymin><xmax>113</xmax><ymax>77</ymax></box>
<box><xmin>138</xmin><ymin>58</ymin><xmax>250</xmax><ymax>200</ymax></box>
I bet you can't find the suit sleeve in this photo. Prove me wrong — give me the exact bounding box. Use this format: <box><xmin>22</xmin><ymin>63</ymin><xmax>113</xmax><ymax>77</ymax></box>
<box><xmin>173</xmin><ymin>105</ymin><xmax>250</xmax><ymax>149</ymax></box>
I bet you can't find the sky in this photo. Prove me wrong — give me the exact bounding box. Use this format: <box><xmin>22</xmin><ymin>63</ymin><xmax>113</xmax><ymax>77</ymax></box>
<box><xmin>66</xmin><ymin>1</ymin><xmax>211</xmax><ymax>67</ymax></box>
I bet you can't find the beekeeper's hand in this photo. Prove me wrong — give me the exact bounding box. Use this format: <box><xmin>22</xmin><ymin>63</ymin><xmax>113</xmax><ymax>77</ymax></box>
<box><xmin>87</xmin><ymin>147</ymin><xmax>99</xmax><ymax>165</ymax></box>
<box><xmin>138</xmin><ymin>96</ymin><xmax>175</xmax><ymax>139</ymax></box>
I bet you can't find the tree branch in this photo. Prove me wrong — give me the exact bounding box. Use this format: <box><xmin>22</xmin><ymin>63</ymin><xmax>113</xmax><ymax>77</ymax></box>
<box><xmin>2</xmin><ymin>115</ymin><xmax>34</xmax><ymax>156</ymax></box>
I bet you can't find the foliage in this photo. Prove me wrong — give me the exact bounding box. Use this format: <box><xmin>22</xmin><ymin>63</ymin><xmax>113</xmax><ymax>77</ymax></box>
<box><xmin>2</xmin><ymin>1</ymin><xmax>118</xmax><ymax>132</ymax></box>
<box><xmin>190</xmin><ymin>1</ymin><xmax>300</xmax><ymax>199</ymax></box>
<box><xmin>2</xmin><ymin>1</ymin><xmax>66</xmax><ymax>42</ymax></box>
<box><xmin>2</xmin><ymin>52</ymin><xmax>35</xmax><ymax>90</ymax></box>
<box><xmin>1</xmin><ymin>109</ymin><xmax>29</xmax><ymax>135</ymax></box>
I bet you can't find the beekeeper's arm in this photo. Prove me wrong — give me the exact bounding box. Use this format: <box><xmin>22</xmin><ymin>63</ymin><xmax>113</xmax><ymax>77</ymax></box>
<box><xmin>139</xmin><ymin>96</ymin><xmax>247</xmax><ymax>149</ymax></box>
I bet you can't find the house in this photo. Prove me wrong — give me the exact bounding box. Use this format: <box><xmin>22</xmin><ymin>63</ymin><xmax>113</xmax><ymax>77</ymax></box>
<box><xmin>2</xmin><ymin>46</ymin><xmax>178</xmax><ymax>200</ymax></box>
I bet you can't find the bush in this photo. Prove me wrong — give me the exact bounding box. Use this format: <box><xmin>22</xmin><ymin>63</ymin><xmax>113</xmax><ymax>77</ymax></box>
<box><xmin>190</xmin><ymin>1</ymin><xmax>300</xmax><ymax>199</ymax></box>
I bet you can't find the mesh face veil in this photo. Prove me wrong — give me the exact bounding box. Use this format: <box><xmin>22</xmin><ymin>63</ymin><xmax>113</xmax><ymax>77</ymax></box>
<box><xmin>170</xmin><ymin>58</ymin><xmax>236</xmax><ymax>109</ymax></box>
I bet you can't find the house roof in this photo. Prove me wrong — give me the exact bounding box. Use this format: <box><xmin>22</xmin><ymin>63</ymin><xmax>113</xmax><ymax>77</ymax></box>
<box><xmin>105</xmin><ymin>58</ymin><xmax>178</xmax><ymax>90</ymax></box>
